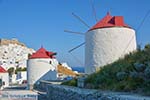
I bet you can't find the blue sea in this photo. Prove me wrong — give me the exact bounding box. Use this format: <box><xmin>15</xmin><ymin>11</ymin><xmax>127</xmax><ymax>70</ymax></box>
<box><xmin>72</xmin><ymin>67</ymin><xmax>84</xmax><ymax>73</ymax></box>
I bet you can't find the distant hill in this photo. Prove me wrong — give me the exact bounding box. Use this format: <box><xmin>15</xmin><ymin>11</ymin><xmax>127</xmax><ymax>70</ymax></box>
<box><xmin>72</xmin><ymin>67</ymin><xmax>84</xmax><ymax>73</ymax></box>
<box><xmin>0</xmin><ymin>38</ymin><xmax>35</xmax><ymax>70</ymax></box>
<box><xmin>0</xmin><ymin>38</ymin><xmax>25</xmax><ymax>46</ymax></box>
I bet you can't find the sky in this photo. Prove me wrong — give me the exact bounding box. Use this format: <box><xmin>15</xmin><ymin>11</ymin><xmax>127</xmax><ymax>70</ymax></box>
<box><xmin>0</xmin><ymin>0</ymin><xmax>150</xmax><ymax>67</ymax></box>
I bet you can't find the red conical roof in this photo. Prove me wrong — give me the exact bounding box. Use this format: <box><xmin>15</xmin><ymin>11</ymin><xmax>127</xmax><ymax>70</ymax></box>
<box><xmin>0</xmin><ymin>66</ymin><xmax>7</xmax><ymax>73</ymax></box>
<box><xmin>29</xmin><ymin>47</ymin><xmax>56</xmax><ymax>59</ymax></box>
<box><xmin>90</xmin><ymin>12</ymin><xmax>130</xmax><ymax>30</ymax></box>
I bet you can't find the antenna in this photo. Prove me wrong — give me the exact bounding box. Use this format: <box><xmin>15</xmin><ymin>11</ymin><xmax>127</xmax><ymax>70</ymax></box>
<box><xmin>90</xmin><ymin>0</ymin><xmax>98</xmax><ymax>22</ymax></box>
<box><xmin>64</xmin><ymin>30</ymin><xmax>85</xmax><ymax>35</ymax></box>
<box><xmin>68</xmin><ymin>42</ymin><xmax>85</xmax><ymax>53</ymax></box>
<box><xmin>72</xmin><ymin>12</ymin><xmax>90</xmax><ymax>28</ymax></box>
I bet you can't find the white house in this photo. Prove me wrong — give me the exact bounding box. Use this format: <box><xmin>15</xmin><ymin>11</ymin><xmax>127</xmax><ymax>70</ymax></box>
<box><xmin>0</xmin><ymin>66</ymin><xmax>9</xmax><ymax>89</ymax></box>
<box><xmin>16</xmin><ymin>71</ymin><xmax>27</xmax><ymax>84</ymax></box>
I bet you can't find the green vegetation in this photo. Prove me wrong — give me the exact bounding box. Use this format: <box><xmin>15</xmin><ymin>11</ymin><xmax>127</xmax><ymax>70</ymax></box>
<box><xmin>85</xmin><ymin>44</ymin><xmax>150</xmax><ymax>95</ymax></box>
<box><xmin>61</xmin><ymin>79</ymin><xmax>77</xmax><ymax>86</ymax></box>
<box><xmin>63</xmin><ymin>44</ymin><xmax>150</xmax><ymax>95</ymax></box>
<box><xmin>7</xmin><ymin>67</ymin><xmax>15</xmax><ymax>76</ymax></box>
<box><xmin>15</xmin><ymin>67</ymin><xmax>27</xmax><ymax>74</ymax></box>
<box><xmin>7</xmin><ymin>67</ymin><xmax>27</xmax><ymax>75</ymax></box>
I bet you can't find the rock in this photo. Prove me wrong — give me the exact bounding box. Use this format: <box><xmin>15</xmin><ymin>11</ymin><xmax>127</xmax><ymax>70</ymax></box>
<box><xmin>129</xmin><ymin>71</ymin><xmax>139</xmax><ymax>78</ymax></box>
<box><xmin>0</xmin><ymin>38</ymin><xmax>25</xmax><ymax>46</ymax></box>
<box><xmin>144</xmin><ymin>61</ymin><xmax>150</xmax><ymax>67</ymax></box>
<box><xmin>134</xmin><ymin>62</ymin><xmax>146</xmax><ymax>72</ymax></box>
<box><xmin>116</xmin><ymin>72</ymin><xmax>128</xmax><ymax>81</ymax></box>
<box><xmin>144</xmin><ymin>67</ymin><xmax>150</xmax><ymax>79</ymax></box>
<box><xmin>45</xmin><ymin>83</ymin><xmax>150</xmax><ymax>100</ymax></box>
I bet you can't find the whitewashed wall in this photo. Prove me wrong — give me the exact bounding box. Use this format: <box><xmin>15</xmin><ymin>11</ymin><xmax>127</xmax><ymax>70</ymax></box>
<box><xmin>0</xmin><ymin>44</ymin><xmax>35</xmax><ymax>70</ymax></box>
<box><xmin>16</xmin><ymin>71</ymin><xmax>27</xmax><ymax>84</ymax></box>
<box><xmin>0</xmin><ymin>73</ymin><xmax>9</xmax><ymax>88</ymax></box>
<box><xmin>11</xmin><ymin>74</ymin><xmax>17</xmax><ymax>84</ymax></box>
<box><xmin>27</xmin><ymin>58</ymin><xmax>58</xmax><ymax>89</ymax></box>
<box><xmin>85</xmin><ymin>27</ymin><xmax>137</xmax><ymax>74</ymax></box>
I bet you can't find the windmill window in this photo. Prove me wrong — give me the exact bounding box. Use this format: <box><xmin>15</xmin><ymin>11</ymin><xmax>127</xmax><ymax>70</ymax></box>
<box><xmin>49</xmin><ymin>61</ymin><xmax>52</xmax><ymax>64</ymax></box>
<box><xmin>3</xmin><ymin>81</ymin><xmax>5</xmax><ymax>85</ymax></box>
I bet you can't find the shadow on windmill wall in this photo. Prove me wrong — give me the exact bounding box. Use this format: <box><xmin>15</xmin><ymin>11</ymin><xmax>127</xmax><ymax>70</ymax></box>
<box><xmin>34</xmin><ymin>70</ymin><xmax>57</xmax><ymax>86</ymax></box>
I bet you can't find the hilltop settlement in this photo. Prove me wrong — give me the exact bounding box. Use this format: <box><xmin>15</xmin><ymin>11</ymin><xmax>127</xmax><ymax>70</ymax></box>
<box><xmin>0</xmin><ymin>38</ymin><xmax>78</xmax><ymax>90</ymax></box>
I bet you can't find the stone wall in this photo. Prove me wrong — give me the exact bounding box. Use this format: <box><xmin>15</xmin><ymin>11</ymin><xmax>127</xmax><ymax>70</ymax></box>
<box><xmin>44</xmin><ymin>83</ymin><xmax>150</xmax><ymax>100</ymax></box>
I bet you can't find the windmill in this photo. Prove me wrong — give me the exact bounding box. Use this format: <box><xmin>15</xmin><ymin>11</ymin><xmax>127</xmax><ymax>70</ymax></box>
<box><xmin>65</xmin><ymin>1</ymin><xmax>150</xmax><ymax>74</ymax></box>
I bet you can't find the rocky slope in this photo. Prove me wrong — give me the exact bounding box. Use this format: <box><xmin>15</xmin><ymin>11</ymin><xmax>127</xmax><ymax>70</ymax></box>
<box><xmin>0</xmin><ymin>38</ymin><xmax>35</xmax><ymax>70</ymax></box>
<box><xmin>84</xmin><ymin>44</ymin><xmax>150</xmax><ymax>95</ymax></box>
<box><xmin>63</xmin><ymin>44</ymin><xmax>150</xmax><ymax>95</ymax></box>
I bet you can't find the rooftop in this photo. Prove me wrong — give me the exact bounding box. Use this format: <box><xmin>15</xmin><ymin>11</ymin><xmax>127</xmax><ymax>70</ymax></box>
<box><xmin>90</xmin><ymin>12</ymin><xmax>130</xmax><ymax>30</ymax></box>
<box><xmin>29</xmin><ymin>47</ymin><xmax>56</xmax><ymax>59</ymax></box>
<box><xmin>0</xmin><ymin>66</ymin><xmax>7</xmax><ymax>73</ymax></box>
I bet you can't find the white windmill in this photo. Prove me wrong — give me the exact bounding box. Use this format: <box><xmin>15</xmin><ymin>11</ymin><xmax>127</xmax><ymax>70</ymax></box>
<box><xmin>65</xmin><ymin>1</ymin><xmax>150</xmax><ymax>74</ymax></box>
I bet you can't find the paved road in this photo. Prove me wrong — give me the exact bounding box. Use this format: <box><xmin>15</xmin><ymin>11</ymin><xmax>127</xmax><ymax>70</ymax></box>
<box><xmin>0</xmin><ymin>85</ymin><xmax>38</xmax><ymax>100</ymax></box>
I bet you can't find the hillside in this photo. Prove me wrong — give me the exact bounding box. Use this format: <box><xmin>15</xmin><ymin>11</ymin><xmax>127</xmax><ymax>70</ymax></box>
<box><xmin>0</xmin><ymin>38</ymin><xmax>35</xmax><ymax>70</ymax></box>
<box><xmin>63</xmin><ymin>44</ymin><xmax>150</xmax><ymax>95</ymax></box>
<box><xmin>85</xmin><ymin>44</ymin><xmax>150</xmax><ymax>95</ymax></box>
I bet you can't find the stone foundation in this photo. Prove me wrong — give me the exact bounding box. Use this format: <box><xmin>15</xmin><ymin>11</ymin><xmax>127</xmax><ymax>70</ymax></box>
<box><xmin>45</xmin><ymin>84</ymin><xmax>150</xmax><ymax>100</ymax></box>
